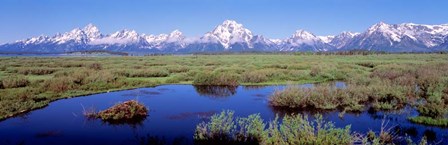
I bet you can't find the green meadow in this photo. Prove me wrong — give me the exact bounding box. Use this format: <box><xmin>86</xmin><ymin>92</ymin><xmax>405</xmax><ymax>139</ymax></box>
<box><xmin>0</xmin><ymin>54</ymin><xmax>447</xmax><ymax>129</ymax></box>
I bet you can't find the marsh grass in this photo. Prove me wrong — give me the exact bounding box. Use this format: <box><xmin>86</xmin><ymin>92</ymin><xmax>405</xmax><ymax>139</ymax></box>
<box><xmin>240</xmin><ymin>71</ymin><xmax>268</xmax><ymax>83</ymax></box>
<box><xmin>269</xmin><ymin>79</ymin><xmax>422</xmax><ymax>114</ymax></box>
<box><xmin>194</xmin><ymin>110</ymin><xmax>353</xmax><ymax>145</ymax></box>
<box><xmin>408</xmin><ymin>116</ymin><xmax>448</xmax><ymax>127</ymax></box>
<box><xmin>88</xmin><ymin>62</ymin><xmax>102</xmax><ymax>70</ymax></box>
<box><xmin>366</xmin><ymin>119</ymin><xmax>401</xmax><ymax>144</ymax></box>
<box><xmin>1</xmin><ymin>54</ymin><xmax>448</xmax><ymax>123</ymax></box>
<box><xmin>268</xmin><ymin>84</ymin><xmax>344</xmax><ymax>110</ymax></box>
<box><xmin>1</xmin><ymin>76</ymin><xmax>30</xmax><ymax>89</ymax></box>
<box><xmin>195</xmin><ymin>110</ymin><xmax>433</xmax><ymax>145</ymax></box>
<box><xmin>14</xmin><ymin>67</ymin><xmax>58</xmax><ymax>75</ymax></box>
<box><xmin>115</xmin><ymin>69</ymin><xmax>170</xmax><ymax>78</ymax></box>
<box><xmin>193</xmin><ymin>72</ymin><xmax>239</xmax><ymax>86</ymax></box>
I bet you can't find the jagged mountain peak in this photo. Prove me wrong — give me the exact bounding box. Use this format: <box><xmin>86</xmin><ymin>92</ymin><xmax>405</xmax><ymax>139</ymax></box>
<box><xmin>111</xmin><ymin>29</ymin><xmax>139</xmax><ymax>39</ymax></box>
<box><xmin>221</xmin><ymin>20</ymin><xmax>243</xmax><ymax>28</ymax></box>
<box><xmin>169</xmin><ymin>30</ymin><xmax>183</xmax><ymax>38</ymax></box>
<box><xmin>204</xmin><ymin>20</ymin><xmax>253</xmax><ymax>48</ymax></box>
<box><xmin>281</xmin><ymin>29</ymin><xmax>333</xmax><ymax>52</ymax></box>
<box><xmin>291</xmin><ymin>30</ymin><xmax>317</xmax><ymax>40</ymax></box>
<box><xmin>83</xmin><ymin>23</ymin><xmax>99</xmax><ymax>32</ymax></box>
<box><xmin>317</xmin><ymin>35</ymin><xmax>335</xmax><ymax>43</ymax></box>
<box><xmin>339</xmin><ymin>31</ymin><xmax>360</xmax><ymax>37</ymax></box>
<box><xmin>368</xmin><ymin>21</ymin><xmax>393</xmax><ymax>33</ymax></box>
<box><xmin>211</xmin><ymin>20</ymin><xmax>251</xmax><ymax>35</ymax></box>
<box><xmin>2</xmin><ymin>21</ymin><xmax>448</xmax><ymax>53</ymax></box>
<box><xmin>81</xmin><ymin>23</ymin><xmax>101</xmax><ymax>41</ymax></box>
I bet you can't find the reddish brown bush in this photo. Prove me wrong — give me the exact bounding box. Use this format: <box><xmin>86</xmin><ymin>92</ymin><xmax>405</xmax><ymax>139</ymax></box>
<box><xmin>88</xmin><ymin>63</ymin><xmax>103</xmax><ymax>70</ymax></box>
<box><xmin>1</xmin><ymin>76</ymin><xmax>30</xmax><ymax>88</ymax></box>
<box><xmin>97</xmin><ymin>100</ymin><xmax>148</xmax><ymax>120</ymax></box>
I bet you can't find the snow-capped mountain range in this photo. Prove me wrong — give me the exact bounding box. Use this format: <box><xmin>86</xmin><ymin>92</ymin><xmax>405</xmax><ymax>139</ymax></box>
<box><xmin>1</xmin><ymin>20</ymin><xmax>448</xmax><ymax>53</ymax></box>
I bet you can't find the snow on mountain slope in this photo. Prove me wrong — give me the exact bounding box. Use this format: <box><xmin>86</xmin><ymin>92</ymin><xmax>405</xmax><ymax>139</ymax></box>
<box><xmin>2</xmin><ymin>21</ymin><xmax>448</xmax><ymax>53</ymax></box>
<box><xmin>329</xmin><ymin>32</ymin><xmax>359</xmax><ymax>49</ymax></box>
<box><xmin>279</xmin><ymin>30</ymin><xmax>335</xmax><ymax>51</ymax></box>
<box><xmin>341</xmin><ymin>22</ymin><xmax>448</xmax><ymax>51</ymax></box>
<box><xmin>317</xmin><ymin>35</ymin><xmax>335</xmax><ymax>43</ymax></box>
<box><xmin>201</xmin><ymin>20</ymin><xmax>254</xmax><ymax>49</ymax></box>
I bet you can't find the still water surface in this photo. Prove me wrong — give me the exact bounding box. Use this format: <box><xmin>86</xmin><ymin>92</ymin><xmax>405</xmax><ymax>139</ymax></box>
<box><xmin>0</xmin><ymin>83</ymin><xmax>446</xmax><ymax>145</ymax></box>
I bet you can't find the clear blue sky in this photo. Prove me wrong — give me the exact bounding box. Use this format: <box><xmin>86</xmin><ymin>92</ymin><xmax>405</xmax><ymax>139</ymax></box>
<box><xmin>1</xmin><ymin>0</ymin><xmax>447</xmax><ymax>44</ymax></box>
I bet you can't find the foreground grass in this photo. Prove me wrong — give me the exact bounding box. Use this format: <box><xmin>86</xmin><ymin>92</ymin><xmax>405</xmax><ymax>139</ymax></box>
<box><xmin>0</xmin><ymin>54</ymin><xmax>448</xmax><ymax>122</ymax></box>
<box><xmin>194</xmin><ymin>110</ymin><xmax>429</xmax><ymax>145</ymax></box>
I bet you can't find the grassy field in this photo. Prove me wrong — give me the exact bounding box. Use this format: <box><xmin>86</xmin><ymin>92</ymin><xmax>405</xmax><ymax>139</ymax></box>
<box><xmin>0</xmin><ymin>54</ymin><xmax>447</xmax><ymax>127</ymax></box>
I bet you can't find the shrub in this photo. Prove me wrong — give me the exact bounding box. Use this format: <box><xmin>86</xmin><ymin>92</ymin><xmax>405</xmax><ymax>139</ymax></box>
<box><xmin>166</xmin><ymin>66</ymin><xmax>189</xmax><ymax>73</ymax></box>
<box><xmin>309</xmin><ymin>66</ymin><xmax>322</xmax><ymax>77</ymax></box>
<box><xmin>371</xmin><ymin>68</ymin><xmax>406</xmax><ymax>81</ymax></box>
<box><xmin>355</xmin><ymin>62</ymin><xmax>377</xmax><ymax>68</ymax></box>
<box><xmin>16</xmin><ymin>67</ymin><xmax>58</xmax><ymax>75</ymax></box>
<box><xmin>268</xmin><ymin>85</ymin><xmax>342</xmax><ymax>110</ymax></box>
<box><xmin>1</xmin><ymin>76</ymin><xmax>30</xmax><ymax>88</ymax></box>
<box><xmin>265</xmin><ymin>114</ymin><xmax>352</xmax><ymax>145</ymax></box>
<box><xmin>127</xmin><ymin>69</ymin><xmax>170</xmax><ymax>78</ymax></box>
<box><xmin>365</xmin><ymin>119</ymin><xmax>400</xmax><ymax>144</ymax></box>
<box><xmin>42</xmin><ymin>77</ymin><xmax>75</xmax><ymax>93</ymax></box>
<box><xmin>84</xmin><ymin>71</ymin><xmax>118</xmax><ymax>84</ymax></box>
<box><xmin>194</xmin><ymin>110</ymin><xmax>236</xmax><ymax>141</ymax></box>
<box><xmin>367</xmin><ymin>81</ymin><xmax>408</xmax><ymax>110</ymax></box>
<box><xmin>97</xmin><ymin>100</ymin><xmax>148</xmax><ymax>121</ymax></box>
<box><xmin>236</xmin><ymin>114</ymin><xmax>266</xmax><ymax>142</ymax></box>
<box><xmin>61</xmin><ymin>62</ymin><xmax>84</xmax><ymax>68</ymax></box>
<box><xmin>240</xmin><ymin>71</ymin><xmax>268</xmax><ymax>83</ymax></box>
<box><xmin>416</xmin><ymin>103</ymin><xmax>447</xmax><ymax>118</ymax></box>
<box><xmin>264</xmin><ymin>64</ymin><xmax>288</xmax><ymax>69</ymax></box>
<box><xmin>308</xmin><ymin>65</ymin><xmax>340</xmax><ymax>81</ymax></box>
<box><xmin>408</xmin><ymin>116</ymin><xmax>448</xmax><ymax>127</ymax></box>
<box><xmin>69</xmin><ymin>70</ymin><xmax>91</xmax><ymax>85</ymax></box>
<box><xmin>287</xmin><ymin>64</ymin><xmax>309</xmax><ymax>70</ymax></box>
<box><xmin>88</xmin><ymin>63</ymin><xmax>102</xmax><ymax>70</ymax></box>
<box><xmin>165</xmin><ymin>74</ymin><xmax>189</xmax><ymax>84</ymax></box>
<box><xmin>195</xmin><ymin>110</ymin><xmax>353</xmax><ymax>145</ymax></box>
<box><xmin>414</xmin><ymin>65</ymin><xmax>447</xmax><ymax>96</ymax></box>
<box><xmin>193</xmin><ymin>72</ymin><xmax>239</xmax><ymax>86</ymax></box>
<box><xmin>346</xmin><ymin>79</ymin><xmax>409</xmax><ymax>110</ymax></box>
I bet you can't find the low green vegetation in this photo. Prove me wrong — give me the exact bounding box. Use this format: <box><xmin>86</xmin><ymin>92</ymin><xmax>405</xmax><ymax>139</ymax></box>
<box><xmin>269</xmin><ymin>78</ymin><xmax>409</xmax><ymax>112</ymax></box>
<box><xmin>1</xmin><ymin>76</ymin><xmax>30</xmax><ymax>89</ymax></box>
<box><xmin>193</xmin><ymin>72</ymin><xmax>239</xmax><ymax>86</ymax></box>
<box><xmin>268</xmin><ymin>56</ymin><xmax>448</xmax><ymax>126</ymax></box>
<box><xmin>408</xmin><ymin>116</ymin><xmax>448</xmax><ymax>127</ymax></box>
<box><xmin>194</xmin><ymin>110</ymin><xmax>429</xmax><ymax>145</ymax></box>
<box><xmin>194</xmin><ymin>110</ymin><xmax>352</xmax><ymax>145</ymax></box>
<box><xmin>0</xmin><ymin>54</ymin><xmax>447</xmax><ymax>126</ymax></box>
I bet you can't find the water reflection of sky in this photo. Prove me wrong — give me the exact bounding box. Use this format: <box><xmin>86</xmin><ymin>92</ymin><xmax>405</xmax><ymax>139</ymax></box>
<box><xmin>0</xmin><ymin>83</ymin><xmax>446</xmax><ymax>145</ymax></box>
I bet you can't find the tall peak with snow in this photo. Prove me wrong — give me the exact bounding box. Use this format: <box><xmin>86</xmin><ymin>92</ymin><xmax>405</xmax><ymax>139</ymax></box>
<box><xmin>83</xmin><ymin>23</ymin><xmax>99</xmax><ymax>32</ymax></box>
<box><xmin>169</xmin><ymin>30</ymin><xmax>183</xmax><ymax>38</ymax></box>
<box><xmin>203</xmin><ymin>20</ymin><xmax>254</xmax><ymax>48</ymax></box>
<box><xmin>368</xmin><ymin>21</ymin><xmax>392</xmax><ymax>33</ymax></box>
<box><xmin>82</xmin><ymin>23</ymin><xmax>101</xmax><ymax>40</ymax></box>
<box><xmin>292</xmin><ymin>30</ymin><xmax>316</xmax><ymax>39</ymax></box>
<box><xmin>3</xmin><ymin>21</ymin><xmax>448</xmax><ymax>53</ymax></box>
